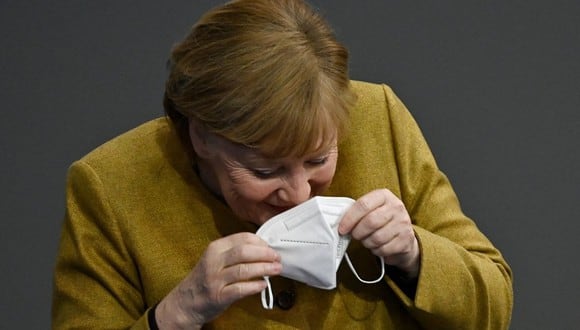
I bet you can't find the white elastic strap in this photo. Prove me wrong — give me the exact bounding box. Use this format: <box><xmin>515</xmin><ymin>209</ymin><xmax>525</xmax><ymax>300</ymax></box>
<box><xmin>344</xmin><ymin>252</ymin><xmax>386</xmax><ymax>284</ymax></box>
<box><xmin>260</xmin><ymin>276</ymin><xmax>274</xmax><ymax>309</ymax></box>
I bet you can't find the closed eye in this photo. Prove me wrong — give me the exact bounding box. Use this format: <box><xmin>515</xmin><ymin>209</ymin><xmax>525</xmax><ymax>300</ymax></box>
<box><xmin>250</xmin><ymin>155</ymin><xmax>329</xmax><ymax>179</ymax></box>
<box><xmin>307</xmin><ymin>156</ymin><xmax>329</xmax><ymax>166</ymax></box>
<box><xmin>250</xmin><ymin>167</ymin><xmax>279</xmax><ymax>179</ymax></box>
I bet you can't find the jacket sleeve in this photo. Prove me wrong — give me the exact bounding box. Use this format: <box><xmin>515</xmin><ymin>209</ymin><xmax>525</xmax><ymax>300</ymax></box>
<box><xmin>52</xmin><ymin>160</ymin><xmax>153</xmax><ymax>329</ymax></box>
<box><xmin>381</xmin><ymin>85</ymin><xmax>514</xmax><ymax>329</ymax></box>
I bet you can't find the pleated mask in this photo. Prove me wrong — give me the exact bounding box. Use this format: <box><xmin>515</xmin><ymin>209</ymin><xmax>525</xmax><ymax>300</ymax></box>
<box><xmin>256</xmin><ymin>196</ymin><xmax>385</xmax><ymax>309</ymax></box>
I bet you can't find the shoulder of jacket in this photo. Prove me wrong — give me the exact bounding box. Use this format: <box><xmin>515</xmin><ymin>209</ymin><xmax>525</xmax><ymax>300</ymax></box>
<box><xmin>350</xmin><ymin>80</ymin><xmax>395</xmax><ymax>97</ymax></box>
<box><xmin>78</xmin><ymin>117</ymin><xmax>171</xmax><ymax>165</ymax></box>
<box><xmin>350</xmin><ymin>80</ymin><xmax>399</xmax><ymax>111</ymax></box>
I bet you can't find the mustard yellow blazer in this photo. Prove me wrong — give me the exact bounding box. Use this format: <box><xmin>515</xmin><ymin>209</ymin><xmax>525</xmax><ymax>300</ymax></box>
<box><xmin>52</xmin><ymin>81</ymin><xmax>513</xmax><ymax>329</ymax></box>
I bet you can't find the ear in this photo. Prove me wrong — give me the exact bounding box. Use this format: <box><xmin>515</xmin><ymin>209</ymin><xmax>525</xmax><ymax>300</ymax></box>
<box><xmin>188</xmin><ymin>119</ymin><xmax>214</xmax><ymax>159</ymax></box>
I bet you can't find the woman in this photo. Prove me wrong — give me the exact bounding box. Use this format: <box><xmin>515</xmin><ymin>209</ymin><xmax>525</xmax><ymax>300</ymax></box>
<box><xmin>52</xmin><ymin>0</ymin><xmax>513</xmax><ymax>329</ymax></box>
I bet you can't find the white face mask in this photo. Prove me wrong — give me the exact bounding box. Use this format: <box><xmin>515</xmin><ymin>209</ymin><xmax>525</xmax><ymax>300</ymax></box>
<box><xmin>256</xmin><ymin>196</ymin><xmax>385</xmax><ymax>309</ymax></box>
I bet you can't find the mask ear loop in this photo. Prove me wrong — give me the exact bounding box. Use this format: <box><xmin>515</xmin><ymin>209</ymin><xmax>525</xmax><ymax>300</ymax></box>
<box><xmin>261</xmin><ymin>276</ymin><xmax>274</xmax><ymax>309</ymax></box>
<box><xmin>344</xmin><ymin>253</ymin><xmax>385</xmax><ymax>284</ymax></box>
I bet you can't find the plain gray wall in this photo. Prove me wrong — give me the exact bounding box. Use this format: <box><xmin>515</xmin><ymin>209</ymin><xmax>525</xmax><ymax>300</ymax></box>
<box><xmin>1</xmin><ymin>1</ymin><xmax>579</xmax><ymax>328</ymax></box>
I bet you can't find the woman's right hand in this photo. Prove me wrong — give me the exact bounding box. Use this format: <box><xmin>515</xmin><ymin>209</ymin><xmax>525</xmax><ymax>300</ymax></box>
<box><xmin>154</xmin><ymin>232</ymin><xmax>282</xmax><ymax>329</ymax></box>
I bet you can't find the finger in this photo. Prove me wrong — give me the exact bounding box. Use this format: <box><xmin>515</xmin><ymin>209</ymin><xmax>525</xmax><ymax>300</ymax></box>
<box><xmin>350</xmin><ymin>204</ymin><xmax>394</xmax><ymax>240</ymax></box>
<box><xmin>370</xmin><ymin>224</ymin><xmax>416</xmax><ymax>260</ymax></box>
<box><xmin>339</xmin><ymin>189</ymin><xmax>389</xmax><ymax>235</ymax></box>
<box><xmin>359</xmin><ymin>223</ymin><xmax>397</xmax><ymax>250</ymax></box>
<box><xmin>213</xmin><ymin>232</ymin><xmax>271</xmax><ymax>251</ymax></box>
<box><xmin>219</xmin><ymin>279</ymin><xmax>271</xmax><ymax>306</ymax></box>
<box><xmin>222</xmin><ymin>260</ymin><xmax>282</xmax><ymax>284</ymax></box>
<box><xmin>222</xmin><ymin>244</ymin><xmax>280</xmax><ymax>268</ymax></box>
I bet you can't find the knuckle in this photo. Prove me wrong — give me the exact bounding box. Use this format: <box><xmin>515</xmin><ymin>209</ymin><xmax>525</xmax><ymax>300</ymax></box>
<box><xmin>207</xmin><ymin>239</ymin><xmax>220</xmax><ymax>252</ymax></box>
<box><xmin>397</xmin><ymin>202</ymin><xmax>406</xmax><ymax>213</ymax></box>
<box><xmin>350</xmin><ymin>228</ymin><xmax>363</xmax><ymax>240</ymax></box>
<box><xmin>379</xmin><ymin>188</ymin><xmax>391</xmax><ymax>196</ymax></box>
<box><xmin>365</xmin><ymin>214</ymin><xmax>383</xmax><ymax>230</ymax></box>
<box><xmin>237</xmin><ymin>263</ymin><xmax>245</xmax><ymax>279</ymax></box>
<box><xmin>368</xmin><ymin>235</ymin><xmax>382</xmax><ymax>249</ymax></box>
<box><xmin>238</xmin><ymin>232</ymin><xmax>256</xmax><ymax>241</ymax></box>
<box><xmin>357</xmin><ymin>198</ymin><xmax>372</xmax><ymax>213</ymax></box>
<box><xmin>231</xmin><ymin>245</ymin><xmax>245</xmax><ymax>259</ymax></box>
<box><xmin>361</xmin><ymin>238</ymin><xmax>375</xmax><ymax>249</ymax></box>
<box><xmin>392</xmin><ymin>200</ymin><xmax>406</xmax><ymax>213</ymax></box>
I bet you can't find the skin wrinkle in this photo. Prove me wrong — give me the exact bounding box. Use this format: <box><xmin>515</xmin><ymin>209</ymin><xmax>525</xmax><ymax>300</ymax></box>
<box><xmin>196</xmin><ymin>128</ymin><xmax>339</xmax><ymax>225</ymax></box>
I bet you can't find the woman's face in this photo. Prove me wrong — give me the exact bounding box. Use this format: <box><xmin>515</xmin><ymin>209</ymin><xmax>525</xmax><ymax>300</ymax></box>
<box><xmin>198</xmin><ymin>136</ymin><xmax>338</xmax><ymax>226</ymax></box>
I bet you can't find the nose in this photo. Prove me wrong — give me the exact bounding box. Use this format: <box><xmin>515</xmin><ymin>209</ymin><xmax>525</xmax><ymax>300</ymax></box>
<box><xmin>277</xmin><ymin>170</ymin><xmax>312</xmax><ymax>205</ymax></box>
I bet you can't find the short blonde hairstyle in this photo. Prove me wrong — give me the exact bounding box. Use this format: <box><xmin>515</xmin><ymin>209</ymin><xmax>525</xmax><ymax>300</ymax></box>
<box><xmin>164</xmin><ymin>0</ymin><xmax>356</xmax><ymax>157</ymax></box>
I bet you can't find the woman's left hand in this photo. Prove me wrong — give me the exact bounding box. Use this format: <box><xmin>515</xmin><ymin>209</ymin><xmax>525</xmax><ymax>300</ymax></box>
<box><xmin>339</xmin><ymin>189</ymin><xmax>421</xmax><ymax>279</ymax></box>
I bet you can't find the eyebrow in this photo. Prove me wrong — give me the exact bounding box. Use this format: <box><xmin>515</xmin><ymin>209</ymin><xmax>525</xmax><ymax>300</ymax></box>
<box><xmin>218</xmin><ymin>133</ymin><xmax>337</xmax><ymax>165</ymax></box>
<box><xmin>219</xmin><ymin>140</ymin><xmax>274</xmax><ymax>167</ymax></box>
<box><xmin>246</xmin><ymin>146</ymin><xmax>336</xmax><ymax>167</ymax></box>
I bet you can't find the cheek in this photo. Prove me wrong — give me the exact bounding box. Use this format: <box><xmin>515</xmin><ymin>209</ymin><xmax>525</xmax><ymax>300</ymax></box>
<box><xmin>230</xmin><ymin>180</ymin><xmax>278</xmax><ymax>202</ymax></box>
<box><xmin>311</xmin><ymin>161</ymin><xmax>337</xmax><ymax>190</ymax></box>
<box><xmin>221</xmin><ymin>168</ymin><xmax>278</xmax><ymax>202</ymax></box>
<box><xmin>225</xmin><ymin>178</ymin><xmax>280</xmax><ymax>224</ymax></box>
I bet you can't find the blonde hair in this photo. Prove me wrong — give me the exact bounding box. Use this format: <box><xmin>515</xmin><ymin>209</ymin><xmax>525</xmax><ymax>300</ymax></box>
<box><xmin>164</xmin><ymin>0</ymin><xmax>356</xmax><ymax>157</ymax></box>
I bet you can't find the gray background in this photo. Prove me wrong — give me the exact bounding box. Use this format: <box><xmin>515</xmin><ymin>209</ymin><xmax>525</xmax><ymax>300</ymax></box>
<box><xmin>1</xmin><ymin>1</ymin><xmax>578</xmax><ymax>328</ymax></box>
